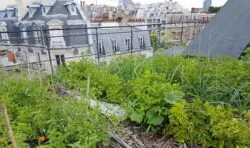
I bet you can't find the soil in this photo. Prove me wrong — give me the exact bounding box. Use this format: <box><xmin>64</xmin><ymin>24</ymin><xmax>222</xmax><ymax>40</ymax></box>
<box><xmin>109</xmin><ymin>122</ymin><xmax>206</xmax><ymax>148</ymax></box>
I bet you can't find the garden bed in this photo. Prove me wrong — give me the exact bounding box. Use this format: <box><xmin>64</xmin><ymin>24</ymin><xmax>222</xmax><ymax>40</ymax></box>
<box><xmin>1</xmin><ymin>55</ymin><xmax>250</xmax><ymax>148</ymax></box>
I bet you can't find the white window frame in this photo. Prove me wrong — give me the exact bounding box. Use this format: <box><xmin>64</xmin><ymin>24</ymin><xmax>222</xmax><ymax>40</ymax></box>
<box><xmin>139</xmin><ymin>37</ymin><xmax>144</xmax><ymax>48</ymax></box>
<box><xmin>98</xmin><ymin>41</ymin><xmax>105</xmax><ymax>55</ymax></box>
<box><xmin>0</xmin><ymin>28</ymin><xmax>9</xmax><ymax>43</ymax></box>
<box><xmin>111</xmin><ymin>40</ymin><xmax>119</xmax><ymax>53</ymax></box>
<box><xmin>41</xmin><ymin>6</ymin><xmax>47</xmax><ymax>16</ymax></box>
<box><xmin>70</xmin><ymin>5</ymin><xmax>77</xmax><ymax>15</ymax></box>
<box><xmin>125</xmin><ymin>38</ymin><xmax>131</xmax><ymax>50</ymax></box>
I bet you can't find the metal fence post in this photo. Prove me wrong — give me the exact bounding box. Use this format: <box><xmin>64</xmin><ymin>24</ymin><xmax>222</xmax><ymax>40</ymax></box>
<box><xmin>44</xmin><ymin>29</ymin><xmax>54</xmax><ymax>74</ymax></box>
<box><xmin>96</xmin><ymin>28</ymin><xmax>100</xmax><ymax>63</ymax></box>
<box><xmin>130</xmin><ymin>26</ymin><xmax>133</xmax><ymax>55</ymax></box>
<box><xmin>181</xmin><ymin>21</ymin><xmax>184</xmax><ymax>42</ymax></box>
<box><xmin>157</xmin><ymin>23</ymin><xmax>161</xmax><ymax>49</ymax></box>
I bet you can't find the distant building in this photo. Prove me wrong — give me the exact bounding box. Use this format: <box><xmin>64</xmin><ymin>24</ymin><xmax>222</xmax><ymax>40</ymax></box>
<box><xmin>0</xmin><ymin>0</ymin><xmax>152</xmax><ymax>71</ymax></box>
<box><xmin>191</xmin><ymin>8</ymin><xmax>207</xmax><ymax>13</ymax></box>
<box><xmin>136</xmin><ymin>1</ymin><xmax>215</xmax><ymax>41</ymax></box>
<box><xmin>91</xmin><ymin>10</ymin><xmax>144</xmax><ymax>23</ymax></box>
<box><xmin>203</xmin><ymin>0</ymin><xmax>212</xmax><ymax>11</ymax></box>
<box><xmin>80</xmin><ymin>1</ymin><xmax>118</xmax><ymax>19</ymax></box>
<box><xmin>118</xmin><ymin>0</ymin><xmax>134</xmax><ymax>10</ymax></box>
<box><xmin>0</xmin><ymin>0</ymin><xmax>53</xmax><ymax>17</ymax></box>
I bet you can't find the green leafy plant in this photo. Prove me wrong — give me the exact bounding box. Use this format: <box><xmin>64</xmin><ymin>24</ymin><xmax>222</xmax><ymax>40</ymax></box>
<box><xmin>166</xmin><ymin>99</ymin><xmax>250</xmax><ymax>147</ymax></box>
<box><xmin>126</xmin><ymin>69</ymin><xmax>184</xmax><ymax>128</ymax></box>
<box><xmin>0</xmin><ymin>75</ymin><xmax>109</xmax><ymax>147</ymax></box>
<box><xmin>56</xmin><ymin>60</ymin><xmax>125</xmax><ymax>104</ymax></box>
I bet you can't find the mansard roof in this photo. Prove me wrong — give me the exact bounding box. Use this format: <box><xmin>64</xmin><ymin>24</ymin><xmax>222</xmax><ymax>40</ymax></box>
<box><xmin>22</xmin><ymin>0</ymin><xmax>83</xmax><ymax>21</ymax></box>
<box><xmin>91</xmin><ymin>25</ymin><xmax>152</xmax><ymax>56</ymax></box>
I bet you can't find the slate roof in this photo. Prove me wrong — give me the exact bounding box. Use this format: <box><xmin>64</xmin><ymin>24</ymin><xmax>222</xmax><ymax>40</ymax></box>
<box><xmin>184</xmin><ymin>0</ymin><xmax>250</xmax><ymax>58</ymax></box>
<box><xmin>63</xmin><ymin>25</ymin><xmax>89</xmax><ymax>47</ymax></box>
<box><xmin>20</xmin><ymin>0</ymin><xmax>89</xmax><ymax>47</ymax></box>
<box><xmin>0</xmin><ymin>8</ymin><xmax>19</xmax><ymax>45</ymax></box>
<box><xmin>22</xmin><ymin>0</ymin><xmax>83</xmax><ymax>21</ymax></box>
<box><xmin>92</xmin><ymin>26</ymin><xmax>152</xmax><ymax>56</ymax></box>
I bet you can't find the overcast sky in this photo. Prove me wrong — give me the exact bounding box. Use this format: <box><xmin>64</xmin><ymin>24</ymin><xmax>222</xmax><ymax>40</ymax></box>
<box><xmin>83</xmin><ymin>0</ymin><xmax>228</xmax><ymax>9</ymax></box>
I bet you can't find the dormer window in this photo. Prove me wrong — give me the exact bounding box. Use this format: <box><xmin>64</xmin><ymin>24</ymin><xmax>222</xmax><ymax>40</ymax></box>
<box><xmin>40</xmin><ymin>5</ymin><xmax>52</xmax><ymax>16</ymax></box>
<box><xmin>70</xmin><ymin>5</ymin><xmax>77</xmax><ymax>15</ymax></box>
<box><xmin>6</xmin><ymin>9</ymin><xmax>14</xmax><ymax>18</ymax></box>
<box><xmin>42</xmin><ymin>7</ymin><xmax>46</xmax><ymax>15</ymax></box>
<box><xmin>28</xmin><ymin>8</ymin><xmax>34</xmax><ymax>18</ymax></box>
<box><xmin>64</xmin><ymin>2</ymin><xmax>77</xmax><ymax>16</ymax></box>
<box><xmin>71</xmin><ymin>6</ymin><xmax>75</xmax><ymax>12</ymax></box>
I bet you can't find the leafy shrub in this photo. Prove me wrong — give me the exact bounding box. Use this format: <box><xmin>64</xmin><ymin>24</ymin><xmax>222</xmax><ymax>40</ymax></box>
<box><xmin>57</xmin><ymin>61</ymin><xmax>125</xmax><ymax>104</ymax></box>
<box><xmin>0</xmin><ymin>76</ymin><xmax>109</xmax><ymax>147</ymax></box>
<box><xmin>166</xmin><ymin>99</ymin><xmax>250</xmax><ymax>147</ymax></box>
<box><xmin>126</xmin><ymin>69</ymin><xmax>184</xmax><ymax>128</ymax></box>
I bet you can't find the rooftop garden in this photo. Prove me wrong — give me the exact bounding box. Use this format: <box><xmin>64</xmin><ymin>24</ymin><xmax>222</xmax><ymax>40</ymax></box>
<box><xmin>1</xmin><ymin>54</ymin><xmax>250</xmax><ymax>147</ymax></box>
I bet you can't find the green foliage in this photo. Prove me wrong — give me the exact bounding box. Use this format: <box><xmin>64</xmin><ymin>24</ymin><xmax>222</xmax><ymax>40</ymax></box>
<box><xmin>0</xmin><ymin>76</ymin><xmax>109</xmax><ymax>147</ymax></box>
<box><xmin>208</xmin><ymin>6</ymin><xmax>221</xmax><ymax>13</ymax></box>
<box><xmin>166</xmin><ymin>99</ymin><xmax>250</xmax><ymax>147</ymax></box>
<box><xmin>241</xmin><ymin>47</ymin><xmax>250</xmax><ymax>62</ymax></box>
<box><xmin>56</xmin><ymin>61</ymin><xmax>125</xmax><ymax>104</ymax></box>
<box><xmin>2</xmin><ymin>54</ymin><xmax>249</xmax><ymax>147</ymax></box>
<box><xmin>126</xmin><ymin>70</ymin><xmax>184</xmax><ymax>126</ymax></box>
<box><xmin>150</xmin><ymin>33</ymin><xmax>170</xmax><ymax>51</ymax></box>
<box><xmin>150</xmin><ymin>33</ymin><xmax>158</xmax><ymax>51</ymax></box>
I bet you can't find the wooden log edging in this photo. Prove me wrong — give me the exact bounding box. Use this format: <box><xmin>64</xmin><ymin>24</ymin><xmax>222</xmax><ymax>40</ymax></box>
<box><xmin>108</xmin><ymin>132</ymin><xmax>132</xmax><ymax>148</ymax></box>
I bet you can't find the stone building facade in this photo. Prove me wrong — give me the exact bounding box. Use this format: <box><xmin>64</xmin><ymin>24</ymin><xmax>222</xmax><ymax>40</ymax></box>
<box><xmin>0</xmin><ymin>0</ymin><xmax>153</xmax><ymax>72</ymax></box>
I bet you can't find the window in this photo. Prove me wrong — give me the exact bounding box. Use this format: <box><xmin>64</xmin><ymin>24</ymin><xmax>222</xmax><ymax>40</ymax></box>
<box><xmin>55</xmin><ymin>55</ymin><xmax>65</xmax><ymax>66</ymax></box>
<box><xmin>125</xmin><ymin>38</ymin><xmax>131</xmax><ymax>50</ymax></box>
<box><xmin>71</xmin><ymin>6</ymin><xmax>75</xmax><ymax>12</ymax></box>
<box><xmin>139</xmin><ymin>37</ymin><xmax>145</xmax><ymax>48</ymax></box>
<box><xmin>111</xmin><ymin>40</ymin><xmax>119</xmax><ymax>52</ymax></box>
<box><xmin>0</xmin><ymin>28</ymin><xmax>9</xmax><ymax>43</ymax></box>
<box><xmin>28</xmin><ymin>8</ymin><xmax>32</xmax><ymax>17</ymax></box>
<box><xmin>37</xmin><ymin>52</ymin><xmax>42</xmax><ymax>67</ymax></box>
<box><xmin>98</xmin><ymin>41</ymin><xmax>105</xmax><ymax>55</ymax></box>
<box><xmin>33</xmin><ymin>25</ymin><xmax>42</xmax><ymax>44</ymax></box>
<box><xmin>73</xmin><ymin>48</ymin><xmax>79</xmax><ymax>55</ymax></box>
<box><xmin>70</xmin><ymin>5</ymin><xmax>77</xmax><ymax>15</ymax></box>
<box><xmin>24</xmin><ymin>50</ymin><xmax>28</xmax><ymax>62</ymax></box>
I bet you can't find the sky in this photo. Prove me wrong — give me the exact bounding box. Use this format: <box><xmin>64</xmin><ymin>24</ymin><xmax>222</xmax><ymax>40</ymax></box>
<box><xmin>83</xmin><ymin>0</ymin><xmax>228</xmax><ymax>9</ymax></box>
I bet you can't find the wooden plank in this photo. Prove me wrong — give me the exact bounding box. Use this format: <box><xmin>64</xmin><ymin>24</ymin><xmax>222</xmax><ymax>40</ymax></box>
<box><xmin>1</xmin><ymin>103</ymin><xmax>17</xmax><ymax>148</ymax></box>
<box><xmin>108</xmin><ymin>132</ymin><xmax>132</xmax><ymax>148</ymax></box>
